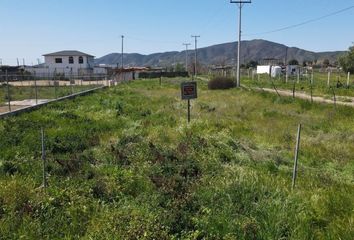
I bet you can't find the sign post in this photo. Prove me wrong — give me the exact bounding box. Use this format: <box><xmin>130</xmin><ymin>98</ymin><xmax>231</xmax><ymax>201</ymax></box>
<box><xmin>181</xmin><ymin>82</ymin><xmax>197</xmax><ymax>123</ymax></box>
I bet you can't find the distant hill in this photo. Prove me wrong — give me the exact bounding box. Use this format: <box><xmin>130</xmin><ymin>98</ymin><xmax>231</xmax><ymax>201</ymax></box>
<box><xmin>95</xmin><ymin>39</ymin><xmax>345</xmax><ymax>67</ymax></box>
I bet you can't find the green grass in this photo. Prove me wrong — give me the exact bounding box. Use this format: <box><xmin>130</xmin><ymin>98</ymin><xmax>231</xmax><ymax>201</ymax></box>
<box><xmin>243</xmin><ymin>71</ymin><xmax>354</xmax><ymax>98</ymax></box>
<box><xmin>0</xmin><ymin>85</ymin><xmax>102</xmax><ymax>106</ymax></box>
<box><xmin>0</xmin><ymin>78</ymin><xmax>353</xmax><ymax>239</ymax></box>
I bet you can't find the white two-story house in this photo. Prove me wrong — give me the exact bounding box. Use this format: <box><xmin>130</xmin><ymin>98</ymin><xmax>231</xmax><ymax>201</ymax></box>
<box><xmin>25</xmin><ymin>50</ymin><xmax>108</xmax><ymax>78</ymax></box>
<box><xmin>43</xmin><ymin>50</ymin><xmax>95</xmax><ymax>76</ymax></box>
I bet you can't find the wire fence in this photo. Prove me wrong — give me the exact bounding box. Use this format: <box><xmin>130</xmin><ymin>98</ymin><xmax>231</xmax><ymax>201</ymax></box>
<box><xmin>0</xmin><ymin>72</ymin><xmax>111</xmax><ymax>114</ymax></box>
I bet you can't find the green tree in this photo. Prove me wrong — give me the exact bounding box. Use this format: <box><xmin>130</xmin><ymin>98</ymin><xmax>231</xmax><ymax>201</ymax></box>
<box><xmin>174</xmin><ymin>63</ymin><xmax>185</xmax><ymax>72</ymax></box>
<box><xmin>246</xmin><ymin>60</ymin><xmax>258</xmax><ymax>68</ymax></box>
<box><xmin>323</xmin><ymin>59</ymin><xmax>330</xmax><ymax>68</ymax></box>
<box><xmin>339</xmin><ymin>43</ymin><xmax>354</xmax><ymax>73</ymax></box>
<box><xmin>288</xmin><ymin>59</ymin><xmax>299</xmax><ymax>65</ymax></box>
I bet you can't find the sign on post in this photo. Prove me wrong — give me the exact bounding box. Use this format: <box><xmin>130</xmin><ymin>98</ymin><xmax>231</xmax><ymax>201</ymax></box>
<box><xmin>181</xmin><ymin>82</ymin><xmax>197</xmax><ymax>100</ymax></box>
<box><xmin>181</xmin><ymin>82</ymin><xmax>197</xmax><ymax>123</ymax></box>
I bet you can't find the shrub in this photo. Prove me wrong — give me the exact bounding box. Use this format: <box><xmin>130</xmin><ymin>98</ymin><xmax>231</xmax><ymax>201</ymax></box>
<box><xmin>208</xmin><ymin>77</ymin><xmax>235</xmax><ymax>90</ymax></box>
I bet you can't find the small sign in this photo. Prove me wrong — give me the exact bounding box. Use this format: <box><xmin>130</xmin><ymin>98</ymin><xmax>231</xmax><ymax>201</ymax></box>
<box><xmin>181</xmin><ymin>82</ymin><xmax>197</xmax><ymax>100</ymax></box>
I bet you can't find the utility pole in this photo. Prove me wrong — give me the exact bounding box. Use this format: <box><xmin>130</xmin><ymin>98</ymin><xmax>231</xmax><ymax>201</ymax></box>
<box><xmin>121</xmin><ymin>35</ymin><xmax>124</xmax><ymax>69</ymax></box>
<box><xmin>191</xmin><ymin>35</ymin><xmax>200</xmax><ymax>78</ymax></box>
<box><xmin>183</xmin><ymin>43</ymin><xmax>191</xmax><ymax>72</ymax></box>
<box><xmin>230</xmin><ymin>1</ymin><xmax>251</xmax><ymax>87</ymax></box>
<box><xmin>121</xmin><ymin>35</ymin><xmax>124</xmax><ymax>81</ymax></box>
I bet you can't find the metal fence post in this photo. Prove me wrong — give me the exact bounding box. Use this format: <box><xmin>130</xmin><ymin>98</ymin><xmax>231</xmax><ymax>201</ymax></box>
<box><xmin>6</xmin><ymin>70</ymin><xmax>11</xmax><ymax>112</ymax></box>
<box><xmin>41</xmin><ymin>128</ymin><xmax>48</xmax><ymax>189</ymax></box>
<box><xmin>54</xmin><ymin>72</ymin><xmax>57</xmax><ymax>99</ymax></box>
<box><xmin>292</xmin><ymin>124</ymin><xmax>302</xmax><ymax>190</ymax></box>
<box><xmin>34</xmin><ymin>71</ymin><xmax>38</xmax><ymax>105</ymax></box>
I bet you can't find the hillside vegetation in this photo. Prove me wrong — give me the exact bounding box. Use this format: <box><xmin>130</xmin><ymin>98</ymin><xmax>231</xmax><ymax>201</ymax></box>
<box><xmin>0</xmin><ymin>78</ymin><xmax>353</xmax><ymax>239</ymax></box>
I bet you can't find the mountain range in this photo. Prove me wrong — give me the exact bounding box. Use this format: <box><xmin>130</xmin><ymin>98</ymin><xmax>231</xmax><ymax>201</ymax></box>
<box><xmin>95</xmin><ymin>39</ymin><xmax>345</xmax><ymax>67</ymax></box>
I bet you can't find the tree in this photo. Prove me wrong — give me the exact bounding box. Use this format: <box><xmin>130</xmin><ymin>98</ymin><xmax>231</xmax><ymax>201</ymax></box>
<box><xmin>288</xmin><ymin>59</ymin><xmax>299</xmax><ymax>65</ymax></box>
<box><xmin>323</xmin><ymin>59</ymin><xmax>330</xmax><ymax>68</ymax></box>
<box><xmin>339</xmin><ymin>43</ymin><xmax>354</xmax><ymax>73</ymax></box>
<box><xmin>174</xmin><ymin>63</ymin><xmax>185</xmax><ymax>72</ymax></box>
<box><xmin>246</xmin><ymin>60</ymin><xmax>258</xmax><ymax>68</ymax></box>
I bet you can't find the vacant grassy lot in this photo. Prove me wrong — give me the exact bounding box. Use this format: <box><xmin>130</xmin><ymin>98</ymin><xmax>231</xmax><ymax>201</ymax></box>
<box><xmin>0</xmin><ymin>78</ymin><xmax>353</xmax><ymax>239</ymax></box>
<box><xmin>0</xmin><ymin>84</ymin><xmax>101</xmax><ymax>105</ymax></box>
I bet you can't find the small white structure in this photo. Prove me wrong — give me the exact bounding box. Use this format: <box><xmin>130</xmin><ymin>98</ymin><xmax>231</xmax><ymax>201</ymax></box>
<box><xmin>257</xmin><ymin>65</ymin><xmax>271</xmax><ymax>75</ymax></box>
<box><xmin>271</xmin><ymin>66</ymin><xmax>282</xmax><ymax>77</ymax></box>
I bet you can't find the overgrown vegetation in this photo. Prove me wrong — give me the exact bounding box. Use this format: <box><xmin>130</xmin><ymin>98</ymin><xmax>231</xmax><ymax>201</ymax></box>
<box><xmin>0</xmin><ymin>78</ymin><xmax>353</xmax><ymax>239</ymax></box>
<box><xmin>208</xmin><ymin>76</ymin><xmax>235</xmax><ymax>90</ymax></box>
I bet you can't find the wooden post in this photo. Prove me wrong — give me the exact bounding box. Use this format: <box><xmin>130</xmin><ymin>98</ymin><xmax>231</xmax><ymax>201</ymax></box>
<box><xmin>41</xmin><ymin>128</ymin><xmax>48</xmax><ymax>189</ymax></box>
<box><xmin>159</xmin><ymin>70</ymin><xmax>162</xmax><ymax>86</ymax></box>
<box><xmin>285</xmin><ymin>69</ymin><xmax>288</xmax><ymax>83</ymax></box>
<box><xmin>297</xmin><ymin>69</ymin><xmax>300</xmax><ymax>83</ymax></box>
<box><xmin>187</xmin><ymin>99</ymin><xmax>191</xmax><ymax>123</ymax></box>
<box><xmin>310</xmin><ymin>81</ymin><xmax>313</xmax><ymax>104</ymax></box>
<box><xmin>330</xmin><ymin>86</ymin><xmax>337</xmax><ymax>109</ymax></box>
<box><xmin>292</xmin><ymin>124</ymin><xmax>302</xmax><ymax>190</ymax></box>
<box><xmin>347</xmin><ymin>72</ymin><xmax>350</xmax><ymax>87</ymax></box>
<box><xmin>271</xmin><ymin>80</ymin><xmax>280</xmax><ymax>97</ymax></box>
<box><xmin>327</xmin><ymin>71</ymin><xmax>331</xmax><ymax>87</ymax></box>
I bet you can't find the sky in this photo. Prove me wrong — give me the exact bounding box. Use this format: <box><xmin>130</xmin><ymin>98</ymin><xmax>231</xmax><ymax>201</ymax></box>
<box><xmin>0</xmin><ymin>0</ymin><xmax>353</xmax><ymax>65</ymax></box>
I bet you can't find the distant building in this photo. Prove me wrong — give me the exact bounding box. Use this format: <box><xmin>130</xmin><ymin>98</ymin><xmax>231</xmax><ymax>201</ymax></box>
<box><xmin>43</xmin><ymin>50</ymin><xmax>95</xmax><ymax>75</ymax></box>
<box><xmin>25</xmin><ymin>50</ymin><xmax>107</xmax><ymax>77</ymax></box>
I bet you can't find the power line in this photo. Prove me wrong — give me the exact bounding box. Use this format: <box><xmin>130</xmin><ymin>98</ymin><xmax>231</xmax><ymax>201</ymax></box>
<box><xmin>244</xmin><ymin>5</ymin><xmax>354</xmax><ymax>36</ymax></box>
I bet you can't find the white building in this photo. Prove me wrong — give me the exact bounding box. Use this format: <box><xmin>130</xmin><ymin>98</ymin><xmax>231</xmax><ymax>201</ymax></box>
<box><xmin>25</xmin><ymin>50</ymin><xmax>107</xmax><ymax>78</ymax></box>
<box><xmin>44</xmin><ymin>50</ymin><xmax>94</xmax><ymax>74</ymax></box>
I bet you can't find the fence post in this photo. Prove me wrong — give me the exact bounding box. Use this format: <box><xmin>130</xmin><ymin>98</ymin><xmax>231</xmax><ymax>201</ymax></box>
<box><xmin>292</xmin><ymin>80</ymin><xmax>296</xmax><ymax>99</ymax></box>
<box><xmin>297</xmin><ymin>69</ymin><xmax>300</xmax><ymax>84</ymax></box>
<box><xmin>6</xmin><ymin>70</ymin><xmax>11</xmax><ymax>112</ymax></box>
<box><xmin>292</xmin><ymin>124</ymin><xmax>302</xmax><ymax>190</ymax></box>
<box><xmin>347</xmin><ymin>72</ymin><xmax>350</xmax><ymax>87</ymax></box>
<box><xmin>285</xmin><ymin>70</ymin><xmax>288</xmax><ymax>83</ymax></box>
<box><xmin>34</xmin><ymin>71</ymin><xmax>38</xmax><ymax>105</ymax></box>
<box><xmin>327</xmin><ymin>71</ymin><xmax>331</xmax><ymax>87</ymax></box>
<box><xmin>187</xmin><ymin>99</ymin><xmax>191</xmax><ymax>123</ymax></box>
<box><xmin>330</xmin><ymin>86</ymin><xmax>337</xmax><ymax>109</ymax></box>
<box><xmin>41</xmin><ymin>128</ymin><xmax>48</xmax><ymax>189</ymax></box>
<box><xmin>271</xmin><ymin>80</ymin><xmax>280</xmax><ymax>97</ymax></box>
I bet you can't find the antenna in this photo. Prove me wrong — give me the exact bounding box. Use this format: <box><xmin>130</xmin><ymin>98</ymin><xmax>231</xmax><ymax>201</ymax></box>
<box><xmin>230</xmin><ymin>0</ymin><xmax>252</xmax><ymax>87</ymax></box>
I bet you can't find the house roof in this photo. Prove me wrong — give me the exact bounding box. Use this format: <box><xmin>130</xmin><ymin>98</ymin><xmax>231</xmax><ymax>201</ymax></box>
<box><xmin>43</xmin><ymin>50</ymin><xmax>94</xmax><ymax>57</ymax></box>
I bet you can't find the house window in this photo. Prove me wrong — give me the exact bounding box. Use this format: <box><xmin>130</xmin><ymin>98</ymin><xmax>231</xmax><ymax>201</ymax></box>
<box><xmin>55</xmin><ymin>58</ymin><xmax>62</xmax><ymax>64</ymax></box>
<box><xmin>79</xmin><ymin>56</ymin><xmax>84</xmax><ymax>64</ymax></box>
<box><xmin>69</xmin><ymin>56</ymin><xmax>74</xmax><ymax>64</ymax></box>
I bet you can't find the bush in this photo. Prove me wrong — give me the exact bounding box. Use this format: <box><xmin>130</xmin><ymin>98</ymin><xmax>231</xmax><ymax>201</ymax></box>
<box><xmin>208</xmin><ymin>77</ymin><xmax>235</xmax><ymax>90</ymax></box>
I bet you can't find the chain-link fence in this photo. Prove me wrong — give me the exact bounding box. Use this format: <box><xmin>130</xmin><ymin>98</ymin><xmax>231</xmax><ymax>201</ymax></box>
<box><xmin>0</xmin><ymin>72</ymin><xmax>111</xmax><ymax>114</ymax></box>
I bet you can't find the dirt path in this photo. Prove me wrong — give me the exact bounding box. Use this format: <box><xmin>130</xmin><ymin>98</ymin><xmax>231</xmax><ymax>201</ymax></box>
<box><xmin>251</xmin><ymin>87</ymin><xmax>354</xmax><ymax>107</ymax></box>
